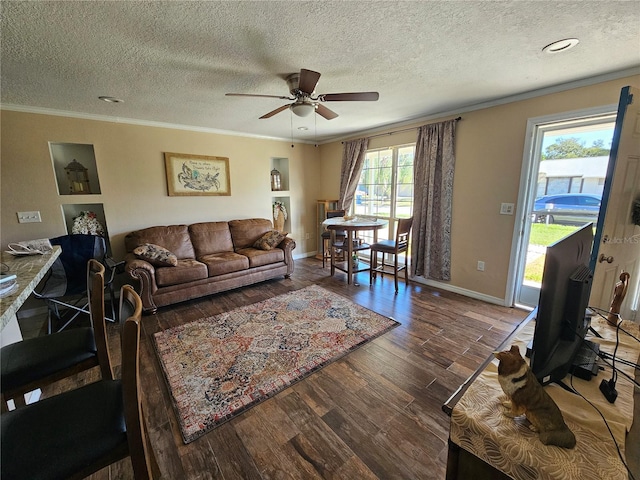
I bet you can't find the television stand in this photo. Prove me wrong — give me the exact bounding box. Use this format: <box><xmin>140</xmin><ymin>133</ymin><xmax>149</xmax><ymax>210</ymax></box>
<box><xmin>443</xmin><ymin>310</ymin><xmax>639</xmax><ymax>480</ymax></box>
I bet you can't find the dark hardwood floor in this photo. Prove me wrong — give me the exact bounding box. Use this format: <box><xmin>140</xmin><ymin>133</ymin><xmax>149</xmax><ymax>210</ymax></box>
<box><xmin>33</xmin><ymin>257</ymin><xmax>528</xmax><ymax>479</ymax></box>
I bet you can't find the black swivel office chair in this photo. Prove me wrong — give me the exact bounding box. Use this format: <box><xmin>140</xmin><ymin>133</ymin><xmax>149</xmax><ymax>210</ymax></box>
<box><xmin>33</xmin><ymin>234</ymin><xmax>118</xmax><ymax>333</ymax></box>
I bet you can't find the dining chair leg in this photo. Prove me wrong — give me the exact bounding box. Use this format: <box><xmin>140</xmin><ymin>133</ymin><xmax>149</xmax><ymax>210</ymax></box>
<box><xmin>394</xmin><ymin>252</ymin><xmax>399</xmax><ymax>293</ymax></box>
<box><xmin>404</xmin><ymin>252</ymin><xmax>410</xmax><ymax>287</ymax></box>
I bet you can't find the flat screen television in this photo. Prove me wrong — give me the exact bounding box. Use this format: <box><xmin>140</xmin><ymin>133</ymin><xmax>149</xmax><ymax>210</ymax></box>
<box><xmin>530</xmin><ymin>223</ymin><xmax>594</xmax><ymax>385</ymax></box>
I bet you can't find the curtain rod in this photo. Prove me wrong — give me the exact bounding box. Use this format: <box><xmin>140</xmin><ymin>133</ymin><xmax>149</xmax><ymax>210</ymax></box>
<box><xmin>365</xmin><ymin>116</ymin><xmax>462</xmax><ymax>141</ymax></box>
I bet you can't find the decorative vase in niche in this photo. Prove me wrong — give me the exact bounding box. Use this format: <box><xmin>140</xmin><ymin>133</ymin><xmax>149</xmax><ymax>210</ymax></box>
<box><xmin>273</xmin><ymin>201</ymin><xmax>287</xmax><ymax>232</ymax></box>
<box><xmin>274</xmin><ymin>209</ymin><xmax>285</xmax><ymax>232</ymax></box>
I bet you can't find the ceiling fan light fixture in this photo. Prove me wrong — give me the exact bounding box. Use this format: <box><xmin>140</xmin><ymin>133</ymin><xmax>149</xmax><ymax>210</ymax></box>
<box><xmin>542</xmin><ymin>38</ymin><xmax>579</xmax><ymax>54</ymax></box>
<box><xmin>290</xmin><ymin>103</ymin><xmax>315</xmax><ymax>117</ymax></box>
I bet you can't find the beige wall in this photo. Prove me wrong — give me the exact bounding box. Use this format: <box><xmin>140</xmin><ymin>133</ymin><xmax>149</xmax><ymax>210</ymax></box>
<box><xmin>0</xmin><ymin>112</ymin><xmax>322</xmax><ymax>260</ymax></box>
<box><xmin>2</xmin><ymin>74</ymin><xmax>638</xmax><ymax>305</ymax></box>
<box><xmin>319</xmin><ymin>75</ymin><xmax>640</xmax><ymax>302</ymax></box>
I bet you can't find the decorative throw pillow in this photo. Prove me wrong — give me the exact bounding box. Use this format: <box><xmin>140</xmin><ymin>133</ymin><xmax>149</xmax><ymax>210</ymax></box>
<box><xmin>253</xmin><ymin>230</ymin><xmax>287</xmax><ymax>251</ymax></box>
<box><xmin>133</xmin><ymin>243</ymin><xmax>178</xmax><ymax>267</ymax></box>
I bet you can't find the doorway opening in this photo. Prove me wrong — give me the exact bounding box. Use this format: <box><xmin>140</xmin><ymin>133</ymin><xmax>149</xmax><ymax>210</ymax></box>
<box><xmin>512</xmin><ymin>109</ymin><xmax>616</xmax><ymax>308</ymax></box>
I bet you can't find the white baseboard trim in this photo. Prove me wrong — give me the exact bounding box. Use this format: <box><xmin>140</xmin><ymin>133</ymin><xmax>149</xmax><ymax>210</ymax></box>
<box><xmin>410</xmin><ymin>276</ymin><xmax>509</xmax><ymax>307</ymax></box>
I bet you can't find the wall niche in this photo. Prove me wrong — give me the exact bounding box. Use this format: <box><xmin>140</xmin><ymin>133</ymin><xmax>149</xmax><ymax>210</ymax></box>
<box><xmin>61</xmin><ymin>203</ymin><xmax>111</xmax><ymax>254</ymax></box>
<box><xmin>50</xmin><ymin>142</ymin><xmax>102</xmax><ymax>195</ymax></box>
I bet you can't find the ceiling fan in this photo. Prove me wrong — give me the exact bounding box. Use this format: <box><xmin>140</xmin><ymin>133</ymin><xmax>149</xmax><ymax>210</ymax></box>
<box><xmin>225</xmin><ymin>68</ymin><xmax>379</xmax><ymax>120</ymax></box>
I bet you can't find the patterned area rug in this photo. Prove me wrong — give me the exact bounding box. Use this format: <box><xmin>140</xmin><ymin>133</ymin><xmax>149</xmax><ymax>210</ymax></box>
<box><xmin>153</xmin><ymin>284</ymin><xmax>399</xmax><ymax>443</ymax></box>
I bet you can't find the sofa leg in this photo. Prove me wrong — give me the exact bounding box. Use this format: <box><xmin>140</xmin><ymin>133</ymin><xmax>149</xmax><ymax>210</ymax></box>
<box><xmin>284</xmin><ymin>274</ymin><xmax>291</xmax><ymax>279</ymax></box>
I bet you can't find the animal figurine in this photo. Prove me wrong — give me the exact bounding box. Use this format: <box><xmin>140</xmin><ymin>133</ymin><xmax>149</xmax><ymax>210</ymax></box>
<box><xmin>494</xmin><ymin>345</ymin><xmax>576</xmax><ymax>449</ymax></box>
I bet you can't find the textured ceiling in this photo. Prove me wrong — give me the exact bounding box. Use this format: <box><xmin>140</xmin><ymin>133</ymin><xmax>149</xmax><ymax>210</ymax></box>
<box><xmin>2</xmin><ymin>1</ymin><xmax>639</xmax><ymax>143</ymax></box>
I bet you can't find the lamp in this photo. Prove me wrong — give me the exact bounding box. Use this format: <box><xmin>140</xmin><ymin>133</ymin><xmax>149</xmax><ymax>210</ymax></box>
<box><xmin>270</xmin><ymin>168</ymin><xmax>282</xmax><ymax>191</ymax></box>
<box><xmin>290</xmin><ymin>103</ymin><xmax>315</xmax><ymax>117</ymax></box>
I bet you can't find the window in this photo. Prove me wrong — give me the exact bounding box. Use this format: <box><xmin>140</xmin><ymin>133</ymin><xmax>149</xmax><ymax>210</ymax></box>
<box><xmin>354</xmin><ymin>145</ymin><xmax>415</xmax><ymax>243</ymax></box>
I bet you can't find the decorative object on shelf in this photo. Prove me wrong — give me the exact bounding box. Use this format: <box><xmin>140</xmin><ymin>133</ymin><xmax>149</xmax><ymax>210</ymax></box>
<box><xmin>71</xmin><ymin>211</ymin><xmax>105</xmax><ymax>236</ymax></box>
<box><xmin>64</xmin><ymin>159</ymin><xmax>91</xmax><ymax>194</ymax></box>
<box><xmin>270</xmin><ymin>168</ymin><xmax>282</xmax><ymax>191</ymax></box>
<box><xmin>164</xmin><ymin>152</ymin><xmax>231</xmax><ymax>196</ymax></box>
<box><xmin>273</xmin><ymin>201</ymin><xmax>287</xmax><ymax>232</ymax></box>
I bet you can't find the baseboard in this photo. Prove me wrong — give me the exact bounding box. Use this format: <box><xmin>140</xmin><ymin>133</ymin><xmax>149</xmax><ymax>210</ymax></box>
<box><xmin>411</xmin><ymin>276</ymin><xmax>508</xmax><ymax>307</ymax></box>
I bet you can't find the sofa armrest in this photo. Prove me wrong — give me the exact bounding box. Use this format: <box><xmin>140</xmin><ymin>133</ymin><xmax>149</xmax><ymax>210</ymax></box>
<box><xmin>124</xmin><ymin>254</ymin><xmax>159</xmax><ymax>314</ymax></box>
<box><xmin>279</xmin><ymin>237</ymin><xmax>296</xmax><ymax>277</ymax></box>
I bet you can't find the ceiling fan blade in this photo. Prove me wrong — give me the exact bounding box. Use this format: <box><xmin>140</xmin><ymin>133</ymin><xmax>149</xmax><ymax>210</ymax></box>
<box><xmin>320</xmin><ymin>92</ymin><xmax>379</xmax><ymax>102</ymax></box>
<box><xmin>259</xmin><ymin>104</ymin><xmax>291</xmax><ymax>119</ymax></box>
<box><xmin>298</xmin><ymin>69</ymin><xmax>321</xmax><ymax>94</ymax></box>
<box><xmin>226</xmin><ymin>93</ymin><xmax>292</xmax><ymax>100</ymax></box>
<box><xmin>315</xmin><ymin>103</ymin><xmax>338</xmax><ymax>120</ymax></box>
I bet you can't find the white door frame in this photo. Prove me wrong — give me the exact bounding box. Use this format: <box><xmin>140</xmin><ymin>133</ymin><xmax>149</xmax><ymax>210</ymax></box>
<box><xmin>505</xmin><ymin>104</ymin><xmax>617</xmax><ymax>307</ymax></box>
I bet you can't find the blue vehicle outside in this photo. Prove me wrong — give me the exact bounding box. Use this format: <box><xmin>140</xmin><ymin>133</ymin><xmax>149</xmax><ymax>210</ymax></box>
<box><xmin>532</xmin><ymin>193</ymin><xmax>601</xmax><ymax>225</ymax></box>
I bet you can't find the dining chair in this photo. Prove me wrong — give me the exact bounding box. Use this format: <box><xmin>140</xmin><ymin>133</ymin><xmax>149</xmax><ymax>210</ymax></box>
<box><xmin>370</xmin><ymin>217</ymin><xmax>413</xmax><ymax>293</ymax></box>
<box><xmin>321</xmin><ymin>209</ymin><xmax>346</xmax><ymax>268</ymax></box>
<box><xmin>0</xmin><ymin>285</ymin><xmax>159</xmax><ymax>480</ymax></box>
<box><xmin>1</xmin><ymin>259</ymin><xmax>113</xmax><ymax>412</ymax></box>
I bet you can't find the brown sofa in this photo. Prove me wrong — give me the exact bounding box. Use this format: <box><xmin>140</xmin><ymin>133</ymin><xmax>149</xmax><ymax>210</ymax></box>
<box><xmin>124</xmin><ymin>218</ymin><xmax>295</xmax><ymax>314</ymax></box>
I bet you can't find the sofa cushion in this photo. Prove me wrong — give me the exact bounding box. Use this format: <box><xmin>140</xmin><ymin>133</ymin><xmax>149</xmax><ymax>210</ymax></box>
<box><xmin>155</xmin><ymin>259</ymin><xmax>208</xmax><ymax>287</ymax></box>
<box><xmin>236</xmin><ymin>247</ymin><xmax>285</xmax><ymax>268</ymax></box>
<box><xmin>228</xmin><ymin>218</ymin><xmax>274</xmax><ymax>250</ymax></box>
<box><xmin>189</xmin><ymin>222</ymin><xmax>234</xmax><ymax>257</ymax></box>
<box><xmin>124</xmin><ymin>225</ymin><xmax>196</xmax><ymax>260</ymax></box>
<box><xmin>133</xmin><ymin>243</ymin><xmax>178</xmax><ymax>267</ymax></box>
<box><xmin>198</xmin><ymin>252</ymin><xmax>250</xmax><ymax>277</ymax></box>
<box><xmin>254</xmin><ymin>230</ymin><xmax>287</xmax><ymax>251</ymax></box>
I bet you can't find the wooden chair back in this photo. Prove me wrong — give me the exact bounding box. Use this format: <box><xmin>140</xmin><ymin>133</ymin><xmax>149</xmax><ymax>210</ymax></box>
<box><xmin>396</xmin><ymin>217</ymin><xmax>414</xmax><ymax>252</ymax></box>
<box><xmin>120</xmin><ymin>285</ymin><xmax>159</xmax><ymax>480</ymax></box>
<box><xmin>326</xmin><ymin>209</ymin><xmax>346</xmax><ymax>219</ymax></box>
<box><xmin>88</xmin><ymin>258</ymin><xmax>113</xmax><ymax>380</ymax></box>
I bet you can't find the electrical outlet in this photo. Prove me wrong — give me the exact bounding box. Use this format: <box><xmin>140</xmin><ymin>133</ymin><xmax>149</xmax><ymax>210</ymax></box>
<box><xmin>477</xmin><ymin>261</ymin><xmax>485</xmax><ymax>271</ymax></box>
<box><xmin>305</xmin><ymin>233</ymin><xmax>310</xmax><ymax>240</ymax></box>
<box><xmin>17</xmin><ymin>211</ymin><xmax>42</xmax><ymax>223</ymax></box>
<box><xmin>500</xmin><ymin>203</ymin><xmax>515</xmax><ymax>215</ymax></box>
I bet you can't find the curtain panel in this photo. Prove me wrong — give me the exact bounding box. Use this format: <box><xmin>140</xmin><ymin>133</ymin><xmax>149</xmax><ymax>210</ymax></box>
<box><xmin>338</xmin><ymin>138</ymin><xmax>369</xmax><ymax>213</ymax></box>
<box><xmin>412</xmin><ymin>118</ymin><xmax>457</xmax><ymax>281</ymax></box>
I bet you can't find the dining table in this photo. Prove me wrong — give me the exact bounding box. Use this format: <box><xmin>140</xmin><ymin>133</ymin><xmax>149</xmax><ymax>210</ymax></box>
<box><xmin>322</xmin><ymin>216</ymin><xmax>388</xmax><ymax>285</ymax></box>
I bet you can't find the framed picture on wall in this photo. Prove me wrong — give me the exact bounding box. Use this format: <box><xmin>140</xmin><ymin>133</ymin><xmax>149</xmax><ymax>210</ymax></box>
<box><xmin>164</xmin><ymin>152</ymin><xmax>231</xmax><ymax>196</ymax></box>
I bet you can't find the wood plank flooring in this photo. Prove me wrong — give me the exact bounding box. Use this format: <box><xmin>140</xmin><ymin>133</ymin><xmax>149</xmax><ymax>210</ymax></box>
<box><xmin>34</xmin><ymin>257</ymin><xmax>528</xmax><ymax>479</ymax></box>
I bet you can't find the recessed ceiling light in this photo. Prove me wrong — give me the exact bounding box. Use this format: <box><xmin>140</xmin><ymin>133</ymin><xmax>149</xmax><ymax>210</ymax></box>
<box><xmin>298</xmin><ymin>126</ymin><xmax>309</xmax><ymax>131</ymax></box>
<box><xmin>542</xmin><ymin>38</ymin><xmax>579</xmax><ymax>54</ymax></box>
<box><xmin>98</xmin><ymin>96</ymin><xmax>124</xmax><ymax>103</ymax></box>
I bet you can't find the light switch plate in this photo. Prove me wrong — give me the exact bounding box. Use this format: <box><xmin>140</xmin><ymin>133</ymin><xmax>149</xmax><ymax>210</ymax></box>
<box><xmin>17</xmin><ymin>211</ymin><xmax>41</xmax><ymax>223</ymax></box>
<box><xmin>500</xmin><ymin>203</ymin><xmax>515</xmax><ymax>215</ymax></box>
